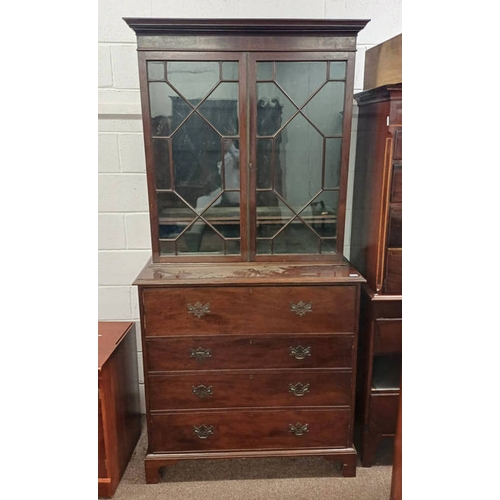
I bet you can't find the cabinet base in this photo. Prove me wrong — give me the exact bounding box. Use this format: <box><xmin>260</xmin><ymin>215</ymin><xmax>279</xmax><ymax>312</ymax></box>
<box><xmin>144</xmin><ymin>448</ymin><xmax>358</xmax><ymax>483</ymax></box>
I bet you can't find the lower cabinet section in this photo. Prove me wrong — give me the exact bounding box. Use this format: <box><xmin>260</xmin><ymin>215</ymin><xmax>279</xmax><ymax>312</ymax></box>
<box><xmin>135</xmin><ymin>264</ymin><xmax>365</xmax><ymax>483</ymax></box>
<box><xmin>149</xmin><ymin>408</ymin><xmax>351</xmax><ymax>452</ymax></box>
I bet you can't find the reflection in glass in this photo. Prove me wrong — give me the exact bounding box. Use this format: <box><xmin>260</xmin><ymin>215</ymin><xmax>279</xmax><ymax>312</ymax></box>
<box><xmin>152</xmin><ymin>138</ymin><xmax>171</xmax><ymax>189</ymax></box>
<box><xmin>257</xmin><ymin>83</ymin><xmax>296</xmax><ymax>132</ymax></box>
<box><xmin>198</xmin><ymin>82</ymin><xmax>239</xmax><ymax>135</ymax></box>
<box><xmin>275</xmin><ymin>62</ymin><xmax>327</xmax><ymax>107</ymax></box>
<box><xmin>171</xmin><ymin>112</ymin><xmax>221</xmax><ymax>207</ymax></box>
<box><xmin>308</xmin><ymin>190</ymin><xmax>339</xmax><ymax>238</ymax></box>
<box><xmin>256</xmin><ymin>193</ymin><xmax>294</xmax><ymax>239</ymax></box>
<box><xmin>254</xmin><ymin>61</ymin><xmax>345</xmax><ymax>256</ymax></box>
<box><xmin>167</xmin><ymin>61</ymin><xmax>219</xmax><ymax>101</ymax></box>
<box><xmin>152</xmin><ymin>60</ymin><xmax>242</xmax><ymax>257</ymax></box>
<box><xmin>329</xmin><ymin>61</ymin><xmax>346</xmax><ymax>80</ymax></box>
<box><xmin>148</xmin><ymin>61</ymin><xmax>165</xmax><ymax>80</ymax></box>
<box><xmin>302</xmin><ymin>81</ymin><xmax>345</xmax><ymax>136</ymax></box>
<box><xmin>277</xmin><ymin>113</ymin><xmax>323</xmax><ymax>209</ymax></box>
<box><xmin>321</xmin><ymin>239</ymin><xmax>337</xmax><ymax>254</ymax></box>
<box><xmin>273</xmin><ymin>220</ymin><xmax>319</xmax><ymax>254</ymax></box>
<box><xmin>256</xmin><ymin>139</ymin><xmax>273</xmax><ymax>189</ymax></box>
<box><xmin>324</xmin><ymin>138</ymin><xmax>342</xmax><ymax>189</ymax></box>
<box><xmin>149</xmin><ymin>82</ymin><xmax>189</xmax><ymax>134</ymax></box>
<box><xmin>177</xmin><ymin>223</ymin><xmax>225</xmax><ymax>254</ymax></box>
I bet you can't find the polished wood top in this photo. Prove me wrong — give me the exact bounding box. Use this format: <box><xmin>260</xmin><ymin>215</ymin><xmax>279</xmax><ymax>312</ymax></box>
<box><xmin>98</xmin><ymin>322</ymin><xmax>134</xmax><ymax>370</ymax></box>
<box><xmin>134</xmin><ymin>259</ymin><xmax>366</xmax><ymax>287</ymax></box>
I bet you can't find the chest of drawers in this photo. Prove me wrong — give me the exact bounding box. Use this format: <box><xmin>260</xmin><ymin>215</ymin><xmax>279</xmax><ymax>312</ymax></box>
<box><xmin>134</xmin><ymin>261</ymin><xmax>365</xmax><ymax>482</ymax></box>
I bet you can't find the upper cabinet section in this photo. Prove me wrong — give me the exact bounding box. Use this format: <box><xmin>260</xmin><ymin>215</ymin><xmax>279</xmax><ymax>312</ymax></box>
<box><xmin>125</xmin><ymin>19</ymin><xmax>369</xmax><ymax>263</ymax></box>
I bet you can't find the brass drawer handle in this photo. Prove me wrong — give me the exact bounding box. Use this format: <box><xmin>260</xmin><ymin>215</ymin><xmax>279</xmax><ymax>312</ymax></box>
<box><xmin>188</xmin><ymin>302</ymin><xmax>211</xmax><ymax>318</ymax></box>
<box><xmin>289</xmin><ymin>382</ymin><xmax>310</xmax><ymax>397</ymax></box>
<box><xmin>289</xmin><ymin>345</ymin><xmax>311</xmax><ymax>360</ymax></box>
<box><xmin>193</xmin><ymin>425</ymin><xmax>214</xmax><ymax>439</ymax></box>
<box><xmin>190</xmin><ymin>347</ymin><xmax>212</xmax><ymax>361</ymax></box>
<box><xmin>289</xmin><ymin>422</ymin><xmax>309</xmax><ymax>436</ymax></box>
<box><xmin>192</xmin><ymin>384</ymin><xmax>213</xmax><ymax>398</ymax></box>
<box><xmin>290</xmin><ymin>301</ymin><xmax>312</xmax><ymax>316</ymax></box>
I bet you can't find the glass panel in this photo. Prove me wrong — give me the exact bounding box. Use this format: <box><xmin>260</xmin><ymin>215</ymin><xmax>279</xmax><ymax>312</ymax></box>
<box><xmin>324</xmin><ymin>138</ymin><xmax>342</xmax><ymax>189</ymax></box>
<box><xmin>321</xmin><ymin>239</ymin><xmax>337</xmax><ymax>254</ymax></box>
<box><xmin>256</xmin><ymin>193</ymin><xmax>295</xmax><ymax>238</ymax></box>
<box><xmin>148</xmin><ymin>61</ymin><xmax>166</xmax><ymax>80</ymax></box>
<box><xmin>152</xmin><ymin>59</ymin><xmax>242</xmax><ymax>257</ymax></box>
<box><xmin>329</xmin><ymin>61</ymin><xmax>346</xmax><ymax>80</ymax></box>
<box><xmin>302</xmin><ymin>81</ymin><xmax>345</xmax><ymax>136</ymax></box>
<box><xmin>167</xmin><ymin>61</ymin><xmax>219</xmax><ymax>101</ymax></box>
<box><xmin>257</xmin><ymin>83</ymin><xmax>296</xmax><ymax>134</ymax></box>
<box><xmin>226</xmin><ymin>240</ymin><xmax>241</xmax><ymax>254</ymax></box>
<box><xmin>256</xmin><ymin>139</ymin><xmax>275</xmax><ymax>190</ymax></box>
<box><xmin>273</xmin><ymin>220</ymin><xmax>319</xmax><ymax>254</ymax></box>
<box><xmin>150</xmin><ymin>82</ymin><xmax>191</xmax><ymax>136</ymax></box>
<box><xmin>152</xmin><ymin>138</ymin><xmax>171</xmax><ymax>189</ymax></box>
<box><xmin>275</xmin><ymin>62</ymin><xmax>327</xmax><ymax>107</ymax></box>
<box><xmin>172</xmin><ymin>113</ymin><xmax>221</xmax><ymax>208</ymax></box>
<box><xmin>307</xmin><ymin>190</ymin><xmax>339</xmax><ymax>238</ymax></box>
<box><xmin>277</xmin><ymin>114</ymin><xmax>323</xmax><ymax>209</ymax></box>
<box><xmin>159</xmin><ymin>240</ymin><xmax>176</xmax><ymax>255</ymax></box>
<box><xmin>220</xmin><ymin>137</ymin><xmax>240</xmax><ymax>203</ymax></box>
<box><xmin>198</xmin><ymin>82</ymin><xmax>239</xmax><ymax>135</ymax></box>
<box><xmin>157</xmin><ymin>192</ymin><xmax>196</xmax><ymax>239</ymax></box>
<box><xmin>222</xmin><ymin>61</ymin><xmax>238</xmax><ymax>80</ymax></box>
<box><xmin>177</xmin><ymin>222</ymin><xmax>225</xmax><ymax>255</ymax></box>
<box><xmin>257</xmin><ymin>62</ymin><xmax>273</xmax><ymax>81</ymax></box>
<box><xmin>204</xmin><ymin>202</ymin><xmax>240</xmax><ymax>238</ymax></box>
<box><xmin>256</xmin><ymin>239</ymin><xmax>272</xmax><ymax>254</ymax></box>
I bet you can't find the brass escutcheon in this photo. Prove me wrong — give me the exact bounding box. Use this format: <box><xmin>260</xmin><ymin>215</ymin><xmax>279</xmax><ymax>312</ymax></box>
<box><xmin>192</xmin><ymin>384</ymin><xmax>213</xmax><ymax>398</ymax></box>
<box><xmin>187</xmin><ymin>302</ymin><xmax>211</xmax><ymax>318</ymax></box>
<box><xmin>190</xmin><ymin>347</ymin><xmax>212</xmax><ymax>361</ymax></box>
<box><xmin>290</xmin><ymin>301</ymin><xmax>312</xmax><ymax>316</ymax></box>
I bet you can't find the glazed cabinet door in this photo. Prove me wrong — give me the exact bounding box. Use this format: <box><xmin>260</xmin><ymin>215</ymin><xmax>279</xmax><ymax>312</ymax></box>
<box><xmin>248</xmin><ymin>53</ymin><xmax>355</xmax><ymax>260</ymax></box>
<box><xmin>138</xmin><ymin>50</ymin><xmax>356</xmax><ymax>262</ymax></box>
<box><xmin>138</xmin><ymin>52</ymin><xmax>249</xmax><ymax>261</ymax></box>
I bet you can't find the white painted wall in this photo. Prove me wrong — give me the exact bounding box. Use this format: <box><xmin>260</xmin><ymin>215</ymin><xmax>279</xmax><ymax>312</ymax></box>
<box><xmin>98</xmin><ymin>0</ymin><xmax>402</xmax><ymax>412</ymax></box>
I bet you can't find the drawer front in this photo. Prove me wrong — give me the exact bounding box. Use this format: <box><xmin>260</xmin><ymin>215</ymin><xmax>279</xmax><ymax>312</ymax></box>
<box><xmin>148</xmin><ymin>370</ymin><xmax>352</xmax><ymax>410</ymax></box>
<box><xmin>146</xmin><ymin>334</ymin><xmax>354</xmax><ymax>371</ymax></box>
<box><xmin>369</xmin><ymin>393</ymin><xmax>399</xmax><ymax>434</ymax></box>
<box><xmin>390</xmin><ymin>163</ymin><xmax>402</xmax><ymax>203</ymax></box>
<box><xmin>150</xmin><ymin>408</ymin><xmax>351</xmax><ymax>452</ymax></box>
<box><xmin>142</xmin><ymin>286</ymin><xmax>357</xmax><ymax>336</ymax></box>
<box><xmin>374</xmin><ymin>319</ymin><xmax>402</xmax><ymax>355</ymax></box>
<box><xmin>387</xmin><ymin>205</ymin><xmax>402</xmax><ymax>248</ymax></box>
<box><xmin>393</xmin><ymin>129</ymin><xmax>402</xmax><ymax>160</ymax></box>
<box><xmin>384</xmin><ymin>249</ymin><xmax>402</xmax><ymax>295</ymax></box>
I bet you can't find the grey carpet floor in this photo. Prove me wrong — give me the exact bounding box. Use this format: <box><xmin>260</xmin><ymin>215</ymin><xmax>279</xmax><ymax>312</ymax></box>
<box><xmin>109</xmin><ymin>420</ymin><xmax>394</xmax><ymax>500</ymax></box>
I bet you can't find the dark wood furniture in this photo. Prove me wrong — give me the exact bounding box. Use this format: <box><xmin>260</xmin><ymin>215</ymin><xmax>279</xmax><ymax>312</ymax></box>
<box><xmin>350</xmin><ymin>82</ymin><xmax>402</xmax><ymax>466</ymax></box>
<box><xmin>124</xmin><ymin>18</ymin><xmax>369</xmax><ymax>483</ymax></box>
<box><xmin>390</xmin><ymin>391</ymin><xmax>402</xmax><ymax>500</ymax></box>
<box><xmin>98</xmin><ymin>322</ymin><xmax>141</xmax><ymax>498</ymax></box>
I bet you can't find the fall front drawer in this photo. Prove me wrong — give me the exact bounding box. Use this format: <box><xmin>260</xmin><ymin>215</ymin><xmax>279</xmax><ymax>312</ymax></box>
<box><xmin>146</xmin><ymin>334</ymin><xmax>354</xmax><ymax>371</ymax></box>
<box><xmin>142</xmin><ymin>285</ymin><xmax>357</xmax><ymax>335</ymax></box>
<box><xmin>148</xmin><ymin>370</ymin><xmax>352</xmax><ymax>410</ymax></box>
<box><xmin>149</xmin><ymin>408</ymin><xmax>351</xmax><ymax>453</ymax></box>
